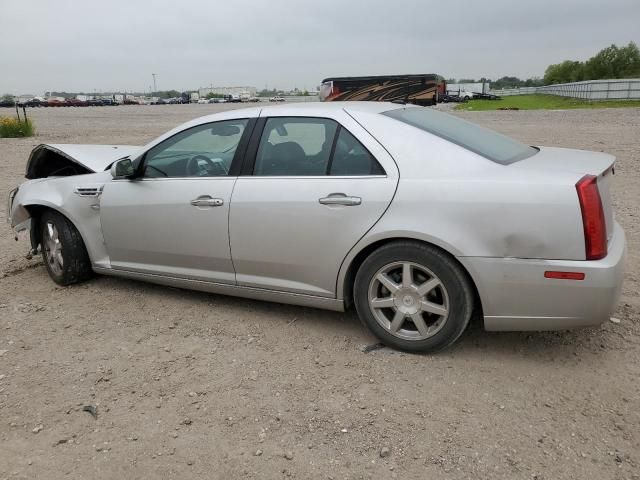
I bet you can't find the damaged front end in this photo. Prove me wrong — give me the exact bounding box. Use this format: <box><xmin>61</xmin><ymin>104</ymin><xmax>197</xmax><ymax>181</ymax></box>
<box><xmin>26</xmin><ymin>145</ymin><xmax>93</xmax><ymax>179</ymax></box>
<box><xmin>8</xmin><ymin>142</ymin><xmax>141</xmax><ymax>260</ymax></box>
<box><xmin>26</xmin><ymin>143</ymin><xmax>141</xmax><ymax>179</ymax></box>
<box><xmin>7</xmin><ymin>186</ymin><xmax>30</xmax><ymax>230</ymax></box>
<box><xmin>7</xmin><ymin>186</ymin><xmax>37</xmax><ymax>256</ymax></box>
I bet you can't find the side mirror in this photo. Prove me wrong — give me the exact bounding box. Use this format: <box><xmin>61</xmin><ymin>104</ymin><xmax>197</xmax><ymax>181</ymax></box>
<box><xmin>110</xmin><ymin>158</ymin><xmax>135</xmax><ymax>179</ymax></box>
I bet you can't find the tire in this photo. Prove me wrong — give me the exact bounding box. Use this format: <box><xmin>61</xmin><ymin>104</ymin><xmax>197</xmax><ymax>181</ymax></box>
<box><xmin>40</xmin><ymin>210</ymin><xmax>93</xmax><ymax>286</ymax></box>
<box><xmin>354</xmin><ymin>241</ymin><xmax>474</xmax><ymax>353</ymax></box>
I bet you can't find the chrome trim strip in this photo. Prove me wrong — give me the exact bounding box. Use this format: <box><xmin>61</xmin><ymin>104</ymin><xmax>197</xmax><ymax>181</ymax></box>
<box><xmin>73</xmin><ymin>184</ymin><xmax>104</xmax><ymax>197</ymax></box>
<box><xmin>113</xmin><ymin>175</ymin><xmax>387</xmax><ymax>182</ymax></box>
<box><xmin>93</xmin><ymin>267</ymin><xmax>346</xmax><ymax>312</ymax></box>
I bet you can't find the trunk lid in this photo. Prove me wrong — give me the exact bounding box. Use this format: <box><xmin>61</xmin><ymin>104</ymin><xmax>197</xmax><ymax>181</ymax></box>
<box><xmin>513</xmin><ymin>146</ymin><xmax>616</xmax><ymax>243</ymax></box>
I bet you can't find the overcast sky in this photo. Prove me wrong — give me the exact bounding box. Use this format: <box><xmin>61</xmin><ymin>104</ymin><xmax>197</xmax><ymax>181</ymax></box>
<box><xmin>2</xmin><ymin>0</ymin><xmax>639</xmax><ymax>94</ymax></box>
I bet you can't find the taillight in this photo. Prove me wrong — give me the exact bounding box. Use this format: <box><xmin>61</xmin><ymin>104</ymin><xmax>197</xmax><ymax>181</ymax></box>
<box><xmin>575</xmin><ymin>174</ymin><xmax>607</xmax><ymax>260</ymax></box>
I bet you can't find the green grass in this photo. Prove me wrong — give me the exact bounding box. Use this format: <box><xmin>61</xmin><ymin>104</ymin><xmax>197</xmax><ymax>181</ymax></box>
<box><xmin>0</xmin><ymin>116</ymin><xmax>35</xmax><ymax>138</ymax></box>
<box><xmin>455</xmin><ymin>94</ymin><xmax>640</xmax><ymax>111</ymax></box>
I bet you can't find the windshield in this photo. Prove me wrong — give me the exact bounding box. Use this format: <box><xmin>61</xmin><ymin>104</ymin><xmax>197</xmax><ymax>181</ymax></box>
<box><xmin>383</xmin><ymin>107</ymin><xmax>537</xmax><ymax>165</ymax></box>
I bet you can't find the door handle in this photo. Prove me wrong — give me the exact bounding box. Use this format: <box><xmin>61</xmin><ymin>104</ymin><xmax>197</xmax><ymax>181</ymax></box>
<box><xmin>190</xmin><ymin>196</ymin><xmax>224</xmax><ymax>207</ymax></box>
<box><xmin>318</xmin><ymin>193</ymin><xmax>361</xmax><ymax>206</ymax></box>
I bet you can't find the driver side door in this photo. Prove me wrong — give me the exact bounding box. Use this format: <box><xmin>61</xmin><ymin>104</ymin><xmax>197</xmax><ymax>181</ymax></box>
<box><xmin>99</xmin><ymin>118</ymin><xmax>252</xmax><ymax>284</ymax></box>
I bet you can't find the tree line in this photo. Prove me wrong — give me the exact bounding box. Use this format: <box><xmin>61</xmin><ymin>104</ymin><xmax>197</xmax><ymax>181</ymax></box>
<box><xmin>448</xmin><ymin>41</ymin><xmax>640</xmax><ymax>89</ymax></box>
<box><xmin>543</xmin><ymin>42</ymin><xmax>640</xmax><ymax>84</ymax></box>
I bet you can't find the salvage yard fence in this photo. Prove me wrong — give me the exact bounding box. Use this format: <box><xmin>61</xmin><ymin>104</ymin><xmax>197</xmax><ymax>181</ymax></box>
<box><xmin>491</xmin><ymin>79</ymin><xmax>640</xmax><ymax>100</ymax></box>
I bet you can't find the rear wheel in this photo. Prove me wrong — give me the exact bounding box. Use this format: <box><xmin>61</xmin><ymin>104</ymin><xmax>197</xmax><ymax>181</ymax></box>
<box><xmin>40</xmin><ymin>211</ymin><xmax>93</xmax><ymax>285</ymax></box>
<box><xmin>354</xmin><ymin>241</ymin><xmax>473</xmax><ymax>353</ymax></box>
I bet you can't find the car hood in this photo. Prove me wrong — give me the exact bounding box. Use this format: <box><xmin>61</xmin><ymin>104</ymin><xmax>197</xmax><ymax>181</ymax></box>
<box><xmin>26</xmin><ymin>144</ymin><xmax>142</xmax><ymax>179</ymax></box>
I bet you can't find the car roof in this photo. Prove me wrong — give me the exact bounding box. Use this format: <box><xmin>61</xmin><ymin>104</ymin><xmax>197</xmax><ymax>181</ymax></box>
<box><xmin>188</xmin><ymin>101</ymin><xmax>408</xmax><ymax>126</ymax></box>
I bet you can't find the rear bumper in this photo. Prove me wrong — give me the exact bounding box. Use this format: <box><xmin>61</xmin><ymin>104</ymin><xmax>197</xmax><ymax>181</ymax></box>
<box><xmin>460</xmin><ymin>222</ymin><xmax>626</xmax><ymax>331</ymax></box>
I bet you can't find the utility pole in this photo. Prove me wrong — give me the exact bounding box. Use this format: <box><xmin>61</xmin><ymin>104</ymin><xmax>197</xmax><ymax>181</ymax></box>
<box><xmin>152</xmin><ymin>73</ymin><xmax>157</xmax><ymax>94</ymax></box>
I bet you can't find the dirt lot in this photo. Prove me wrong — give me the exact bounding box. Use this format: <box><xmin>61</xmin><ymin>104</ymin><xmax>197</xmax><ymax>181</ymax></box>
<box><xmin>1</xmin><ymin>104</ymin><xmax>639</xmax><ymax>480</ymax></box>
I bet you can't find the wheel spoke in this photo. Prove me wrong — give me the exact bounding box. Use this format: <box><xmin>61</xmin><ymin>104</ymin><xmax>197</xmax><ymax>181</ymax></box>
<box><xmin>376</xmin><ymin>273</ymin><xmax>400</xmax><ymax>293</ymax></box>
<box><xmin>401</xmin><ymin>263</ymin><xmax>412</xmax><ymax>288</ymax></box>
<box><xmin>416</xmin><ymin>278</ymin><xmax>440</xmax><ymax>297</ymax></box>
<box><xmin>410</xmin><ymin>313</ymin><xmax>429</xmax><ymax>336</ymax></box>
<box><xmin>47</xmin><ymin>223</ymin><xmax>54</xmax><ymax>239</ymax></box>
<box><xmin>370</xmin><ymin>297</ymin><xmax>395</xmax><ymax>309</ymax></box>
<box><xmin>389</xmin><ymin>310</ymin><xmax>405</xmax><ymax>332</ymax></box>
<box><xmin>55</xmin><ymin>251</ymin><xmax>64</xmax><ymax>268</ymax></box>
<box><xmin>421</xmin><ymin>300</ymin><xmax>448</xmax><ymax>317</ymax></box>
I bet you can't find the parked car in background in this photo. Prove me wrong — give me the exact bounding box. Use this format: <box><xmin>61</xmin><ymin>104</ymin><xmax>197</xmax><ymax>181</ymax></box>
<box><xmin>7</xmin><ymin>102</ymin><xmax>625</xmax><ymax>353</ymax></box>
<box><xmin>440</xmin><ymin>94</ymin><xmax>466</xmax><ymax>103</ymax></box>
<box><xmin>66</xmin><ymin>98</ymin><xmax>88</xmax><ymax>107</ymax></box>
<box><xmin>20</xmin><ymin>98</ymin><xmax>45</xmax><ymax>107</ymax></box>
<box><xmin>269</xmin><ymin>96</ymin><xmax>285</xmax><ymax>102</ymax></box>
<box><xmin>444</xmin><ymin>90</ymin><xmax>474</xmax><ymax>102</ymax></box>
<box><xmin>46</xmin><ymin>98</ymin><xmax>67</xmax><ymax>107</ymax></box>
<box><xmin>0</xmin><ymin>98</ymin><xmax>16</xmax><ymax>108</ymax></box>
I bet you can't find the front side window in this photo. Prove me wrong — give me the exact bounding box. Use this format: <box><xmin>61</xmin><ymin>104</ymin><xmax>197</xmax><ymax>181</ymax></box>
<box><xmin>253</xmin><ymin>117</ymin><xmax>385</xmax><ymax>176</ymax></box>
<box><xmin>143</xmin><ymin>119</ymin><xmax>248</xmax><ymax>178</ymax></box>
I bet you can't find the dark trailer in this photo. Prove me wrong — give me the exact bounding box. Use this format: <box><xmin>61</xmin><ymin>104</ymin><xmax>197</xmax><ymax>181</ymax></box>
<box><xmin>319</xmin><ymin>74</ymin><xmax>446</xmax><ymax>106</ymax></box>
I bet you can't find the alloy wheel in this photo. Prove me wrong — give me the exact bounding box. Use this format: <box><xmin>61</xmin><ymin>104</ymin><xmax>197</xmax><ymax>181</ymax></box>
<box><xmin>44</xmin><ymin>222</ymin><xmax>64</xmax><ymax>276</ymax></box>
<box><xmin>367</xmin><ymin>261</ymin><xmax>449</xmax><ymax>341</ymax></box>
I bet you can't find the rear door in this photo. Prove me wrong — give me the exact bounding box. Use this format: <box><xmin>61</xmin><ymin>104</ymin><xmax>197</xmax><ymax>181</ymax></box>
<box><xmin>229</xmin><ymin>111</ymin><xmax>398</xmax><ymax>297</ymax></box>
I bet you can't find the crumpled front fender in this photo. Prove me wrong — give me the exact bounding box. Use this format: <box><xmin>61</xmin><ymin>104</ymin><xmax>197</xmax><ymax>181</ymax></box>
<box><xmin>8</xmin><ymin>172</ymin><xmax>113</xmax><ymax>268</ymax></box>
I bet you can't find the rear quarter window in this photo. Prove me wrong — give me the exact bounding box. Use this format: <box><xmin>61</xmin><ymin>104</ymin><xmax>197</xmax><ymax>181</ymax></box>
<box><xmin>383</xmin><ymin>107</ymin><xmax>537</xmax><ymax>165</ymax></box>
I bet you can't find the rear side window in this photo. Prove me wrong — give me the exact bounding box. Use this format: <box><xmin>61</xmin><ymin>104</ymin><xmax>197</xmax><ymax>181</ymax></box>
<box><xmin>383</xmin><ymin>107</ymin><xmax>537</xmax><ymax>165</ymax></box>
<box><xmin>253</xmin><ymin>117</ymin><xmax>385</xmax><ymax>176</ymax></box>
<box><xmin>255</xmin><ymin>117</ymin><xmax>337</xmax><ymax>176</ymax></box>
<box><xmin>329</xmin><ymin>127</ymin><xmax>385</xmax><ymax>176</ymax></box>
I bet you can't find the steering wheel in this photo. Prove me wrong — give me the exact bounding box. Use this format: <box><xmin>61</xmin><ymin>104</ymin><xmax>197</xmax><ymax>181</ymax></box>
<box><xmin>186</xmin><ymin>155</ymin><xmax>224</xmax><ymax>177</ymax></box>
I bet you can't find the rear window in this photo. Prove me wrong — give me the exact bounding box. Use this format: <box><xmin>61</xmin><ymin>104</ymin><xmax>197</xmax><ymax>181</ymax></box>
<box><xmin>383</xmin><ymin>107</ymin><xmax>537</xmax><ymax>165</ymax></box>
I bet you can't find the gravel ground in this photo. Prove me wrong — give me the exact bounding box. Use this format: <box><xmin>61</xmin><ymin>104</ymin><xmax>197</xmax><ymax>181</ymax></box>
<box><xmin>0</xmin><ymin>104</ymin><xmax>638</xmax><ymax>480</ymax></box>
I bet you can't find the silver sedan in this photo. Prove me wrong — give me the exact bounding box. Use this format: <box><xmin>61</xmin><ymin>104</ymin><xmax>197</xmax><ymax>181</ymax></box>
<box><xmin>8</xmin><ymin>102</ymin><xmax>626</xmax><ymax>352</ymax></box>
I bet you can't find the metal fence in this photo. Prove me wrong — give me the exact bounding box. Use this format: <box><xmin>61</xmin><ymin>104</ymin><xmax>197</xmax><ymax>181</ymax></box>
<box><xmin>491</xmin><ymin>79</ymin><xmax>640</xmax><ymax>100</ymax></box>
